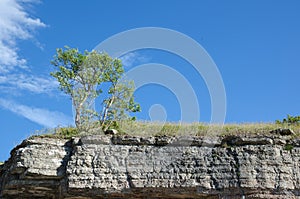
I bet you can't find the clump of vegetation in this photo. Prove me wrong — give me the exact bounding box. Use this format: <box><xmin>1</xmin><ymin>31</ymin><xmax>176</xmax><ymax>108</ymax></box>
<box><xmin>54</xmin><ymin>127</ymin><xmax>79</xmax><ymax>139</ymax></box>
<box><xmin>50</xmin><ymin>47</ymin><xmax>140</xmax><ymax>133</ymax></box>
<box><xmin>30</xmin><ymin>126</ymin><xmax>79</xmax><ymax>139</ymax></box>
<box><xmin>276</xmin><ymin>114</ymin><xmax>300</xmax><ymax>125</ymax></box>
<box><xmin>284</xmin><ymin>144</ymin><xmax>294</xmax><ymax>151</ymax></box>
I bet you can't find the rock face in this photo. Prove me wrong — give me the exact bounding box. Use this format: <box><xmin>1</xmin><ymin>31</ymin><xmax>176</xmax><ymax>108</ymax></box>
<box><xmin>1</xmin><ymin>134</ymin><xmax>300</xmax><ymax>198</ymax></box>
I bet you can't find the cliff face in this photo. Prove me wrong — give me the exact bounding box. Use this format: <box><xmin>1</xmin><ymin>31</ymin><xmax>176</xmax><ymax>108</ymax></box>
<box><xmin>1</xmin><ymin>133</ymin><xmax>300</xmax><ymax>198</ymax></box>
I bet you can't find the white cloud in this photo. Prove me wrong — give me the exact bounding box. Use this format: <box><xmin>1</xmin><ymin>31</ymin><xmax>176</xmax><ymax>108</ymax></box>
<box><xmin>120</xmin><ymin>52</ymin><xmax>150</xmax><ymax>68</ymax></box>
<box><xmin>0</xmin><ymin>98</ymin><xmax>73</xmax><ymax>128</ymax></box>
<box><xmin>0</xmin><ymin>0</ymin><xmax>54</xmax><ymax>95</ymax></box>
<box><xmin>0</xmin><ymin>74</ymin><xmax>58</xmax><ymax>94</ymax></box>
<box><xmin>0</xmin><ymin>0</ymin><xmax>45</xmax><ymax>73</ymax></box>
<box><xmin>0</xmin><ymin>1</ymin><xmax>73</xmax><ymax>130</ymax></box>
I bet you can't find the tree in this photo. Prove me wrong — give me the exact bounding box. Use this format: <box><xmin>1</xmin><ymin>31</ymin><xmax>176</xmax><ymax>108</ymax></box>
<box><xmin>51</xmin><ymin>47</ymin><xmax>140</xmax><ymax>131</ymax></box>
<box><xmin>275</xmin><ymin>114</ymin><xmax>300</xmax><ymax>125</ymax></box>
<box><xmin>101</xmin><ymin>80</ymin><xmax>140</xmax><ymax>131</ymax></box>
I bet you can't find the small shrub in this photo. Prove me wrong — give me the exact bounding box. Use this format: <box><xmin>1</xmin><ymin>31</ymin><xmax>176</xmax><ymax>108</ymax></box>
<box><xmin>284</xmin><ymin>144</ymin><xmax>294</xmax><ymax>151</ymax></box>
<box><xmin>276</xmin><ymin>115</ymin><xmax>300</xmax><ymax>125</ymax></box>
<box><xmin>55</xmin><ymin>127</ymin><xmax>79</xmax><ymax>139</ymax></box>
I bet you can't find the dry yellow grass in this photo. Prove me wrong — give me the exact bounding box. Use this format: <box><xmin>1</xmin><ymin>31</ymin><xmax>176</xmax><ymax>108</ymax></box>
<box><xmin>119</xmin><ymin>121</ymin><xmax>300</xmax><ymax>137</ymax></box>
<box><xmin>31</xmin><ymin>121</ymin><xmax>300</xmax><ymax>139</ymax></box>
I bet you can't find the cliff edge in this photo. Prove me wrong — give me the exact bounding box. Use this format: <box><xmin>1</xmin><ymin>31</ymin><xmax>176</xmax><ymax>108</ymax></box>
<box><xmin>1</xmin><ymin>133</ymin><xmax>300</xmax><ymax>198</ymax></box>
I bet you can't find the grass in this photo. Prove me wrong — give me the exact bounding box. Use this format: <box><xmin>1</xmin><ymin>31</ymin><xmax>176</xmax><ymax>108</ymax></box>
<box><xmin>29</xmin><ymin>127</ymin><xmax>79</xmax><ymax>139</ymax></box>
<box><xmin>30</xmin><ymin>121</ymin><xmax>300</xmax><ymax>139</ymax></box>
<box><xmin>119</xmin><ymin>121</ymin><xmax>300</xmax><ymax>137</ymax></box>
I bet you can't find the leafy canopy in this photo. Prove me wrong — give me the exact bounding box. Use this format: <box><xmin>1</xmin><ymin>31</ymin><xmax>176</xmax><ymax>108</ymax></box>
<box><xmin>276</xmin><ymin>114</ymin><xmax>300</xmax><ymax>125</ymax></box>
<box><xmin>51</xmin><ymin>46</ymin><xmax>140</xmax><ymax>132</ymax></box>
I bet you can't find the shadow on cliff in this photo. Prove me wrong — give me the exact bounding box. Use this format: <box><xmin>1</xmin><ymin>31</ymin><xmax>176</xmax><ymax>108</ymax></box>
<box><xmin>56</xmin><ymin>139</ymin><xmax>74</xmax><ymax>197</ymax></box>
<box><xmin>57</xmin><ymin>139</ymin><xmax>73</xmax><ymax>177</ymax></box>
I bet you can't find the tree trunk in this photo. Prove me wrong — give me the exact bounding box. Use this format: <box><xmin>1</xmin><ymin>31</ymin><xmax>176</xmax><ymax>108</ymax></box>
<box><xmin>75</xmin><ymin>107</ymin><xmax>81</xmax><ymax>128</ymax></box>
<box><xmin>74</xmin><ymin>93</ymin><xmax>88</xmax><ymax>129</ymax></box>
<box><xmin>100</xmin><ymin>96</ymin><xmax>115</xmax><ymax>129</ymax></box>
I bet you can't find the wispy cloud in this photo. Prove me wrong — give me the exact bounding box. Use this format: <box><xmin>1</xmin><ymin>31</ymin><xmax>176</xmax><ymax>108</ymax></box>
<box><xmin>0</xmin><ymin>74</ymin><xmax>58</xmax><ymax>94</ymax></box>
<box><xmin>0</xmin><ymin>0</ymin><xmax>45</xmax><ymax>73</ymax></box>
<box><xmin>0</xmin><ymin>0</ymin><xmax>57</xmax><ymax>95</ymax></box>
<box><xmin>0</xmin><ymin>98</ymin><xmax>73</xmax><ymax>128</ymax></box>
<box><xmin>120</xmin><ymin>52</ymin><xmax>151</xmax><ymax>68</ymax></box>
<box><xmin>0</xmin><ymin>1</ymin><xmax>73</xmax><ymax>129</ymax></box>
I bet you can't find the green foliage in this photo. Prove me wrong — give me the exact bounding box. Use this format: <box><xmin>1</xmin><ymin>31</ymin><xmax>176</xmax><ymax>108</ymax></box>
<box><xmin>55</xmin><ymin>127</ymin><xmax>79</xmax><ymax>139</ymax></box>
<box><xmin>101</xmin><ymin>120</ymin><xmax>120</xmax><ymax>131</ymax></box>
<box><xmin>51</xmin><ymin>47</ymin><xmax>91</xmax><ymax>128</ymax></box>
<box><xmin>100</xmin><ymin>80</ymin><xmax>140</xmax><ymax>131</ymax></box>
<box><xmin>29</xmin><ymin>127</ymin><xmax>79</xmax><ymax>139</ymax></box>
<box><xmin>276</xmin><ymin>114</ymin><xmax>300</xmax><ymax>125</ymax></box>
<box><xmin>51</xmin><ymin>47</ymin><xmax>140</xmax><ymax>132</ymax></box>
<box><xmin>284</xmin><ymin>144</ymin><xmax>294</xmax><ymax>151</ymax></box>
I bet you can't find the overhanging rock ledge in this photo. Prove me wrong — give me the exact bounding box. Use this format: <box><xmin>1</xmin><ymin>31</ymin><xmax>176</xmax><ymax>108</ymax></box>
<box><xmin>1</xmin><ymin>134</ymin><xmax>300</xmax><ymax>198</ymax></box>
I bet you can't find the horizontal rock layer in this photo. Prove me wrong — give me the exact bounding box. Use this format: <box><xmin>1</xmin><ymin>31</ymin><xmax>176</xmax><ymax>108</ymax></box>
<box><xmin>1</xmin><ymin>134</ymin><xmax>300</xmax><ymax>198</ymax></box>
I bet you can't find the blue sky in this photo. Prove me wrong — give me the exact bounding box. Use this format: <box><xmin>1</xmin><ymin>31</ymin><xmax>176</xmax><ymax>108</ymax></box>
<box><xmin>0</xmin><ymin>0</ymin><xmax>299</xmax><ymax>161</ymax></box>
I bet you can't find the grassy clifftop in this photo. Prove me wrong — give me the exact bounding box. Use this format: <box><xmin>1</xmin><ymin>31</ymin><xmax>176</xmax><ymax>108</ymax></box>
<box><xmin>32</xmin><ymin>122</ymin><xmax>300</xmax><ymax>139</ymax></box>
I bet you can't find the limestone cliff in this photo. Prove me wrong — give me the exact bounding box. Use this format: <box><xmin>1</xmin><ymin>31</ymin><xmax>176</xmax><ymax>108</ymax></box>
<box><xmin>1</xmin><ymin>133</ymin><xmax>300</xmax><ymax>198</ymax></box>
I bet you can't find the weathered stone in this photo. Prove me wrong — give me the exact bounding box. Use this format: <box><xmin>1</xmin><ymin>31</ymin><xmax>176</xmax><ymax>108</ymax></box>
<box><xmin>1</xmin><ymin>135</ymin><xmax>300</xmax><ymax>198</ymax></box>
<box><xmin>155</xmin><ymin>136</ymin><xmax>176</xmax><ymax>146</ymax></box>
<box><xmin>221</xmin><ymin>135</ymin><xmax>273</xmax><ymax>146</ymax></box>
<box><xmin>270</xmin><ymin>128</ymin><xmax>295</xmax><ymax>136</ymax></box>
<box><xmin>0</xmin><ymin>137</ymin><xmax>72</xmax><ymax>199</ymax></box>
<box><xmin>111</xmin><ymin>135</ymin><xmax>156</xmax><ymax>145</ymax></box>
<box><xmin>292</xmin><ymin>138</ymin><xmax>300</xmax><ymax>147</ymax></box>
<box><xmin>80</xmin><ymin>135</ymin><xmax>111</xmax><ymax>145</ymax></box>
<box><xmin>104</xmin><ymin>128</ymin><xmax>118</xmax><ymax>135</ymax></box>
